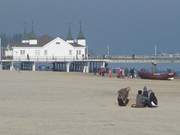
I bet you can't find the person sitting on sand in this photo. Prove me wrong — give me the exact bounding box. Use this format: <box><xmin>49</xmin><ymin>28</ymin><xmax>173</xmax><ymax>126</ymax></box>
<box><xmin>136</xmin><ymin>90</ymin><xmax>144</xmax><ymax>107</ymax></box>
<box><xmin>131</xmin><ymin>90</ymin><xmax>144</xmax><ymax>108</ymax></box>
<box><xmin>148</xmin><ymin>90</ymin><xmax>158</xmax><ymax>107</ymax></box>
<box><xmin>117</xmin><ymin>87</ymin><xmax>130</xmax><ymax>106</ymax></box>
<box><xmin>143</xmin><ymin>86</ymin><xmax>149</xmax><ymax>107</ymax></box>
<box><xmin>143</xmin><ymin>87</ymin><xmax>158</xmax><ymax>107</ymax></box>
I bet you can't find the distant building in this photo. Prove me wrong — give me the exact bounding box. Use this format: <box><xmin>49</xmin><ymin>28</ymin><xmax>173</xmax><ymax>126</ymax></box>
<box><xmin>5</xmin><ymin>26</ymin><xmax>87</xmax><ymax>61</ymax></box>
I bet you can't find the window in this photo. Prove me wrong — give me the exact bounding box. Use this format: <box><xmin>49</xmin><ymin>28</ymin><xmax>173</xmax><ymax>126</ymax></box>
<box><xmin>20</xmin><ymin>50</ymin><xmax>25</xmax><ymax>55</ymax></box>
<box><xmin>44</xmin><ymin>50</ymin><xmax>48</xmax><ymax>55</ymax></box>
<box><xmin>56</xmin><ymin>42</ymin><xmax>60</xmax><ymax>45</ymax></box>
<box><xmin>76</xmin><ymin>50</ymin><xmax>81</xmax><ymax>55</ymax></box>
<box><xmin>69</xmin><ymin>50</ymin><xmax>72</xmax><ymax>55</ymax></box>
<box><xmin>35</xmin><ymin>50</ymin><xmax>40</xmax><ymax>56</ymax></box>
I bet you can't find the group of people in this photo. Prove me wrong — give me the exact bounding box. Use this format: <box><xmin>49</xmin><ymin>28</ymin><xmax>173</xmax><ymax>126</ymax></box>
<box><xmin>134</xmin><ymin>86</ymin><xmax>158</xmax><ymax>108</ymax></box>
<box><xmin>117</xmin><ymin>86</ymin><xmax>158</xmax><ymax>108</ymax></box>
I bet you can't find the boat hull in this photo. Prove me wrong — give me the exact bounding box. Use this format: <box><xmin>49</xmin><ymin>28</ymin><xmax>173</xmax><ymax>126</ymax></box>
<box><xmin>138</xmin><ymin>71</ymin><xmax>176</xmax><ymax>80</ymax></box>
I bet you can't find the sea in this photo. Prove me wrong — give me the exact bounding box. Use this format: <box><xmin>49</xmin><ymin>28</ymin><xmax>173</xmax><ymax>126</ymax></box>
<box><xmin>108</xmin><ymin>63</ymin><xmax>180</xmax><ymax>75</ymax></box>
<box><xmin>12</xmin><ymin>61</ymin><xmax>180</xmax><ymax>76</ymax></box>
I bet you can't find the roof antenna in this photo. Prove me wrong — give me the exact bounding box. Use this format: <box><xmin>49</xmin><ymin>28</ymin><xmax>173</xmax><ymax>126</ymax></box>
<box><xmin>31</xmin><ymin>20</ymin><xmax>34</xmax><ymax>34</ymax></box>
<box><xmin>77</xmin><ymin>20</ymin><xmax>85</xmax><ymax>39</ymax></box>
<box><xmin>66</xmin><ymin>23</ymin><xmax>73</xmax><ymax>41</ymax></box>
<box><xmin>23</xmin><ymin>22</ymin><xmax>27</xmax><ymax>35</ymax></box>
<box><xmin>80</xmin><ymin>20</ymin><xmax>82</xmax><ymax>33</ymax></box>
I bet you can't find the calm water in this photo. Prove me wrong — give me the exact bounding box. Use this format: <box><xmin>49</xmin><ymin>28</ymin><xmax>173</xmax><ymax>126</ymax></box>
<box><xmin>11</xmin><ymin>62</ymin><xmax>180</xmax><ymax>75</ymax></box>
<box><xmin>109</xmin><ymin>63</ymin><xmax>180</xmax><ymax>74</ymax></box>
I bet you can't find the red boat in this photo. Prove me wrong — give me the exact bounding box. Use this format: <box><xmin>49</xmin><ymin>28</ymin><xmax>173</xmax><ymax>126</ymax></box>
<box><xmin>138</xmin><ymin>70</ymin><xmax>176</xmax><ymax>80</ymax></box>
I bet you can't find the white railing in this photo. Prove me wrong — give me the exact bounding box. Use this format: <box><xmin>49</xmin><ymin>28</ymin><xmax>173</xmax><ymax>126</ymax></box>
<box><xmin>12</xmin><ymin>56</ymin><xmax>87</xmax><ymax>62</ymax></box>
<box><xmin>2</xmin><ymin>55</ymin><xmax>180</xmax><ymax>63</ymax></box>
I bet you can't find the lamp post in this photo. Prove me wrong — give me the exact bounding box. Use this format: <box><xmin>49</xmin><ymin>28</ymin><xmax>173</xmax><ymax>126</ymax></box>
<box><xmin>154</xmin><ymin>45</ymin><xmax>157</xmax><ymax>58</ymax></box>
<box><xmin>107</xmin><ymin>45</ymin><xmax>110</xmax><ymax>57</ymax></box>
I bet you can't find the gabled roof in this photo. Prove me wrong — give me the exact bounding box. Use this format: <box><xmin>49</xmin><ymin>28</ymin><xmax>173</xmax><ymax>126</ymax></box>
<box><xmin>70</xmin><ymin>43</ymin><xmax>85</xmax><ymax>47</ymax></box>
<box><xmin>12</xmin><ymin>44</ymin><xmax>40</xmax><ymax>47</ymax></box>
<box><xmin>43</xmin><ymin>37</ymin><xmax>74</xmax><ymax>49</ymax></box>
<box><xmin>11</xmin><ymin>35</ymin><xmax>53</xmax><ymax>47</ymax></box>
<box><xmin>38</xmin><ymin>35</ymin><xmax>54</xmax><ymax>45</ymax></box>
<box><xmin>11</xmin><ymin>36</ymin><xmax>84</xmax><ymax>48</ymax></box>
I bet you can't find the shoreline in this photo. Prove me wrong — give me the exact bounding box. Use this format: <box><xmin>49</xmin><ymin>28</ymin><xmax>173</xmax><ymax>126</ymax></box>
<box><xmin>1</xmin><ymin>70</ymin><xmax>180</xmax><ymax>80</ymax></box>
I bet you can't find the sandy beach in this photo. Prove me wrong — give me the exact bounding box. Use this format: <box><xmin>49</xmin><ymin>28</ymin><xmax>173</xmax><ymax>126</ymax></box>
<box><xmin>0</xmin><ymin>71</ymin><xmax>179</xmax><ymax>135</ymax></box>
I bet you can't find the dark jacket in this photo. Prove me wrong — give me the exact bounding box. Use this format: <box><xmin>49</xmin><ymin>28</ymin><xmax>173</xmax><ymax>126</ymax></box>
<box><xmin>117</xmin><ymin>88</ymin><xmax>130</xmax><ymax>106</ymax></box>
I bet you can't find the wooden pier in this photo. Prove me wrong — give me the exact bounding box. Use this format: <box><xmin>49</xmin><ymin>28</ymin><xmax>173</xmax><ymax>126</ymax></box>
<box><xmin>0</xmin><ymin>55</ymin><xmax>180</xmax><ymax>72</ymax></box>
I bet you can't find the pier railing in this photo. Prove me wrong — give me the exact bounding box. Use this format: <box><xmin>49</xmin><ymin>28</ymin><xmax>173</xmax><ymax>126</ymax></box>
<box><xmin>2</xmin><ymin>55</ymin><xmax>180</xmax><ymax>63</ymax></box>
<box><xmin>88</xmin><ymin>55</ymin><xmax>180</xmax><ymax>63</ymax></box>
<box><xmin>7</xmin><ymin>56</ymin><xmax>86</xmax><ymax>62</ymax></box>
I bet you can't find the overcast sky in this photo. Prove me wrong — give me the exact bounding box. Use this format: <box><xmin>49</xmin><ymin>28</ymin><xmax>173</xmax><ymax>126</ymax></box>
<box><xmin>0</xmin><ymin>0</ymin><xmax>180</xmax><ymax>55</ymax></box>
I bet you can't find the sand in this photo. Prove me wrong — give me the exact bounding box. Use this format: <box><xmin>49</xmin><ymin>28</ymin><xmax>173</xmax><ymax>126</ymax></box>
<box><xmin>0</xmin><ymin>71</ymin><xmax>180</xmax><ymax>135</ymax></box>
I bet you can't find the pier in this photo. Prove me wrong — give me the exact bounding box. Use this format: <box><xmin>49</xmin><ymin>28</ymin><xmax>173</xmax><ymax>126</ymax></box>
<box><xmin>0</xmin><ymin>55</ymin><xmax>180</xmax><ymax>72</ymax></box>
<box><xmin>0</xmin><ymin>57</ymin><xmax>106</xmax><ymax>73</ymax></box>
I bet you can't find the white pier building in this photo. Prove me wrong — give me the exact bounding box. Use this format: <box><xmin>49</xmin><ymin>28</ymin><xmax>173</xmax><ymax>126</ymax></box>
<box><xmin>6</xmin><ymin>27</ymin><xmax>87</xmax><ymax>61</ymax></box>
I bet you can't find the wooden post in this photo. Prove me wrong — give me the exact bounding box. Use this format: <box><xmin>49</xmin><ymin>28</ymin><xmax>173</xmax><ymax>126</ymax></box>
<box><xmin>32</xmin><ymin>62</ymin><xmax>36</xmax><ymax>71</ymax></box>
<box><xmin>10</xmin><ymin>61</ymin><xmax>14</xmax><ymax>71</ymax></box>
<box><xmin>66</xmin><ymin>62</ymin><xmax>70</xmax><ymax>72</ymax></box>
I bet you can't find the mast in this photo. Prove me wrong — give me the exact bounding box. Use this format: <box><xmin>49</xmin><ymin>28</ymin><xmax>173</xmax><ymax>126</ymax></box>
<box><xmin>152</xmin><ymin>45</ymin><xmax>157</xmax><ymax>73</ymax></box>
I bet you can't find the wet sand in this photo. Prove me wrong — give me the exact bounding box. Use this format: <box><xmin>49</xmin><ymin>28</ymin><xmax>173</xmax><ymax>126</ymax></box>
<box><xmin>0</xmin><ymin>71</ymin><xmax>180</xmax><ymax>135</ymax></box>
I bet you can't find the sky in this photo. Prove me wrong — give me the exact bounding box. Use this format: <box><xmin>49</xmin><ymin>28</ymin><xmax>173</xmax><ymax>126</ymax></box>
<box><xmin>0</xmin><ymin>0</ymin><xmax>180</xmax><ymax>55</ymax></box>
